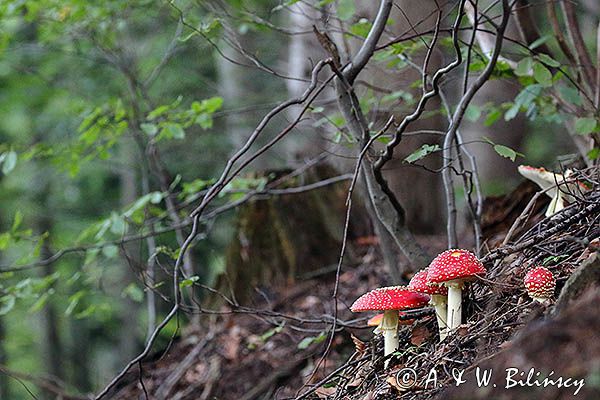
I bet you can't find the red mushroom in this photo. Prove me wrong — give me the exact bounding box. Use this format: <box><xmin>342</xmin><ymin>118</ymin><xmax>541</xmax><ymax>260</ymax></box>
<box><xmin>351</xmin><ymin>286</ymin><xmax>430</xmax><ymax>363</ymax></box>
<box><xmin>409</xmin><ymin>268</ymin><xmax>449</xmax><ymax>340</ymax></box>
<box><xmin>524</xmin><ymin>266</ymin><xmax>556</xmax><ymax>303</ymax></box>
<box><xmin>426</xmin><ymin>249</ymin><xmax>486</xmax><ymax>332</ymax></box>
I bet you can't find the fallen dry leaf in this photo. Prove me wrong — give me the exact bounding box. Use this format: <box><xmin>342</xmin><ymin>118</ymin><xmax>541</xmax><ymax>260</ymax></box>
<box><xmin>315</xmin><ymin>387</ymin><xmax>337</xmax><ymax>398</ymax></box>
<box><xmin>355</xmin><ymin>236</ymin><xmax>379</xmax><ymax>246</ymax></box>
<box><xmin>410</xmin><ymin>324</ymin><xmax>431</xmax><ymax>346</ymax></box>
<box><xmin>350</xmin><ymin>333</ymin><xmax>366</xmax><ymax>355</ymax></box>
<box><xmin>457</xmin><ymin>325</ymin><xmax>469</xmax><ymax>337</ymax></box>
<box><xmin>222</xmin><ymin>325</ymin><xmax>242</xmax><ymax>361</ymax></box>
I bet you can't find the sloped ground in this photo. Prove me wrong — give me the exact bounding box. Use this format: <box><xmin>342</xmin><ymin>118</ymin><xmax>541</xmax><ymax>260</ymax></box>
<box><xmin>112</xmin><ymin>169</ymin><xmax>600</xmax><ymax>400</ymax></box>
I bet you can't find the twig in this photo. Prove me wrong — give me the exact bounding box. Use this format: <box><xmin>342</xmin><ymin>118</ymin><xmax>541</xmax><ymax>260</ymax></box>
<box><xmin>93</xmin><ymin>59</ymin><xmax>333</xmax><ymax>399</ymax></box>
<box><xmin>560</xmin><ymin>0</ymin><xmax>596</xmax><ymax>91</ymax></box>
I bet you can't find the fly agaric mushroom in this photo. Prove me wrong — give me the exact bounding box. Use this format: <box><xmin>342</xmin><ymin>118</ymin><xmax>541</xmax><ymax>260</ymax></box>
<box><xmin>409</xmin><ymin>268</ymin><xmax>449</xmax><ymax>341</ymax></box>
<box><xmin>426</xmin><ymin>249</ymin><xmax>486</xmax><ymax>332</ymax></box>
<box><xmin>517</xmin><ymin>165</ymin><xmax>588</xmax><ymax>217</ymax></box>
<box><xmin>351</xmin><ymin>286</ymin><xmax>430</xmax><ymax>365</ymax></box>
<box><xmin>524</xmin><ymin>266</ymin><xmax>556</xmax><ymax>303</ymax></box>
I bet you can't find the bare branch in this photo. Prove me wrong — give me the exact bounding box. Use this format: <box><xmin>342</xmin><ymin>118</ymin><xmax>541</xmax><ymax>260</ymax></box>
<box><xmin>560</xmin><ymin>0</ymin><xmax>597</xmax><ymax>90</ymax></box>
<box><xmin>344</xmin><ymin>0</ymin><xmax>393</xmax><ymax>83</ymax></box>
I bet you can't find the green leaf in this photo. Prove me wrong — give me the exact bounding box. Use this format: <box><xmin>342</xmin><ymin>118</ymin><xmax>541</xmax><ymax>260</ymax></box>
<box><xmin>65</xmin><ymin>291</ymin><xmax>85</xmax><ymax>316</ymax></box>
<box><xmin>200</xmin><ymin>97</ymin><xmax>223</xmax><ymax>113</ymax></box>
<box><xmin>195</xmin><ymin>114</ymin><xmax>213</xmax><ymax>129</ymax></box>
<box><xmin>29</xmin><ymin>291</ymin><xmax>52</xmax><ymax>313</ymax></box>
<box><xmin>529</xmin><ymin>35</ymin><xmax>549</xmax><ymax>50</ymax></box>
<box><xmin>349</xmin><ymin>18</ymin><xmax>372</xmax><ymax>38</ymax></box>
<box><xmin>532</xmin><ymin>62</ymin><xmax>552</xmax><ymax>87</ymax></box>
<box><xmin>297</xmin><ymin>331</ymin><xmax>328</xmax><ymax>349</ymax></box>
<box><xmin>122</xmin><ymin>283</ymin><xmax>144</xmax><ymax>303</ymax></box>
<box><xmin>536</xmin><ymin>53</ymin><xmax>560</xmax><ymax>68</ymax></box>
<box><xmin>493</xmin><ymin>144</ymin><xmax>519</xmax><ymax>162</ymax></box>
<box><xmin>179</xmin><ymin>275</ymin><xmax>200</xmax><ymax>288</ymax></box>
<box><xmin>484</xmin><ymin>108</ymin><xmax>502</xmax><ymax>126</ymax></box>
<box><xmin>11</xmin><ymin>210</ymin><xmax>23</xmax><ymax>232</ymax></box>
<box><xmin>404</xmin><ymin>144</ymin><xmax>441</xmax><ymax>163</ymax></box>
<box><xmin>109</xmin><ymin>212</ymin><xmax>126</xmax><ymax>234</ymax></box>
<box><xmin>0</xmin><ymin>233</ymin><xmax>11</xmax><ymax>250</ymax></box>
<box><xmin>514</xmin><ymin>57</ymin><xmax>532</xmax><ymax>77</ymax></box>
<box><xmin>337</xmin><ymin>0</ymin><xmax>355</xmax><ymax>21</ymax></box>
<box><xmin>101</xmin><ymin>245</ymin><xmax>118</xmax><ymax>259</ymax></box>
<box><xmin>260</xmin><ymin>326</ymin><xmax>284</xmax><ymax>342</ymax></box>
<box><xmin>465</xmin><ymin>105</ymin><xmax>481</xmax><ymax>122</ymax></box>
<box><xmin>505</xmin><ymin>84</ymin><xmax>542</xmax><ymax>121</ymax></box>
<box><xmin>159</xmin><ymin>123</ymin><xmax>185</xmax><ymax>140</ymax></box>
<box><xmin>559</xmin><ymin>86</ymin><xmax>582</xmax><ymax>106</ymax></box>
<box><xmin>588</xmin><ymin>147</ymin><xmax>600</xmax><ymax>160</ymax></box>
<box><xmin>2</xmin><ymin>150</ymin><xmax>17</xmax><ymax>174</ymax></box>
<box><xmin>574</xmin><ymin>117</ymin><xmax>597</xmax><ymax>135</ymax></box>
<box><xmin>147</xmin><ymin>104</ymin><xmax>170</xmax><ymax>120</ymax></box>
<box><xmin>0</xmin><ymin>295</ymin><xmax>15</xmax><ymax>316</ymax></box>
<box><xmin>140</xmin><ymin>123</ymin><xmax>158</xmax><ymax>136</ymax></box>
<box><xmin>149</xmin><ymin>191</ymin><xmax>163</xmax><ymax>204</ymax></box>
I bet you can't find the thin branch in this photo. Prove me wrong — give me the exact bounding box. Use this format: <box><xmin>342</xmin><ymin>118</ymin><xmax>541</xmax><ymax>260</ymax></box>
<box><xmin>93</xmin><ymin>59</ymin><xmax>334</xmax><ymax>399</ymax></box>
<box><xmin>560</xmin><ymin>0</ymin><xmax>596</xmax><ymax>90</ymax></box>
<box><xmin>441</xmin><ymin>0</ymin><xmax>512</xmax><ymax>249</ymax></box>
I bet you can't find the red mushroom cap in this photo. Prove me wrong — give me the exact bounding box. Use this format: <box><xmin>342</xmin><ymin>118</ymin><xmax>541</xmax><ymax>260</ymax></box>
<box><xmin>426</xmin><ymin>249</ymin><xmax>486</xmax><ymax>285</ymax></box>
<box><xmin>409</xmin><ymin>269</ymin><xmax>448</xmax><ymax>295</ymax></box>
<box><xmin>350</xmin><ymin>286</ymin><xmax>430</xmax><ymax>313</ymax></box>
<box><xmin>524</xmin><ymin>266</ymin><xmax>556</xmax><ymax>299</ymax></box>
<box><xmin>367</xmin><ymin>311</ymin><xmax>415</xmax><ymax>326</ymax></box>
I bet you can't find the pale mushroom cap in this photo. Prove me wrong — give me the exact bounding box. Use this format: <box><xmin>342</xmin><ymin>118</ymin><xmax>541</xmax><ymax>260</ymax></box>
<box><xmin>518</xmin><ymin>165</ymin><xmax>558</xmax><ymax>186</ymax></box>
<box><xmin>426</xmin><ymin>249</ymin><xmax>486</xmax><ymax>285</ymax></box>
<box><xmin>367</xmin><ymin>313</ymin><xmax>384</xmax><ymax>327</ymax></box>
<box><xmin>350</xmin><ymin>286</ymin><xmax>430</xmax><ymax>312</ymax></box>
<box><xmin>367</xmin><ymin>311</ymin><xmax>414</xmax><ymax>326</ymax></box>
<box><xmin>524</xmin><ymin>266</ymin><xmax>556</xmax><ymax>299</ymax></box>
<box><xmin>409</xmin><ymin>268</ymin><xmax>448</xmax><ymax>295</ymax></box>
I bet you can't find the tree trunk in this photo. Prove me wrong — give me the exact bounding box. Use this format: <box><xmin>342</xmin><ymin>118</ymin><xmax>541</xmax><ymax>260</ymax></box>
<box><xmin>117</xmin><ymin>136</ymin><xmax>141</xmax><ymax>364</ymax></box>
<box><xmin>37</xmin><ymin>189</ymin><xmax>65</xmax><ymax>398</ymax></box>
<box><xmin>0</xmin><ymin>315</ymin><xmax>8</xmax><ymax>398</ymax></box>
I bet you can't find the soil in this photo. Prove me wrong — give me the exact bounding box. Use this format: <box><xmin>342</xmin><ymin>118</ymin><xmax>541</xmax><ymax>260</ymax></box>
<box><xmin>111</xmin><ymin>170</ymin><xmax>600</xmax><ymax>400</ymax></box>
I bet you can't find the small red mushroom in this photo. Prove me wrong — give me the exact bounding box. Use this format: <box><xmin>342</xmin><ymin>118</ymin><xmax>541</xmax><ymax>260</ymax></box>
<box><xmin>351</xmin><ymin>286</ymin><xmax>429</xmax><ymax>364</ymax></box>
<box><xmin>427</xmin><ymin>249</ymin><xmax>486</xmax><ymax>332</ymax></box>
<box><xmin>409</xmin><ymin>268</ymin><xmax>449</xmax><ymax>340</ymax></box>
<box><xmin>524</xmin><ymin>266</ymin><xmax>556</xmax><ymax>303</ymax></box>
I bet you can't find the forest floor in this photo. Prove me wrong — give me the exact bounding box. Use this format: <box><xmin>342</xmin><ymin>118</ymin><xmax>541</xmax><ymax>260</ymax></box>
<box><xmin>112</xmin><ymin>169</ymin><xmax>600</xmax><ymax>400</ymax></box>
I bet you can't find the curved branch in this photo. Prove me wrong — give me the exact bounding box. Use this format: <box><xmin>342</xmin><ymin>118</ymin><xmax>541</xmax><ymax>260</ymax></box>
<box><xmin>344</xmin><ymin>0</ymin><xmax>393</xmax><ymax>83</ymax></box>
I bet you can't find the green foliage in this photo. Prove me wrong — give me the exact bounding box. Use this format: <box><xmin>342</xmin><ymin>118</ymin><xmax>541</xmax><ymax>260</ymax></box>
<box><xmin>483</xmin><ymin>138</ymin><xmax>523</xmax><ymax>162</ymax></box>
<box><xmin>574</xmin><ymin>117</ymin><xmax>598</xmax><ymax>135</ymax></box>
<box><xmin>337</xmin><ymin>0</ymin><xmax>355</xmax><ymax>21</ymax></box>
<box><xmin>297</xmin><ymin>331</ymin><xmax>328</xmax><ymax>349</ymax></box>
<box><xmin>404</xmin><ymin>144</ymin><xmax>441</xmax><ymax>163</ymax></box>
<box><xmin>179</xmin><ymin>275</ymin><xmax>200</xmax><ymax>288</ymax></box>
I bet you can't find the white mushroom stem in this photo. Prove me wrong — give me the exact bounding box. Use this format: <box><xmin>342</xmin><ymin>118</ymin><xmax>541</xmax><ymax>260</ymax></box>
<box><xmin>431</xmin><ymin>294</ymin><xmax>448</xmax><ymax>341</ymax></box>
<box><xmin>381</xmin><ymin>309</ymin><xmax>399</xmax><ymax>367</ymax></box>
<box><xmin>446</xmin><ymin>281</ymin><xmax>464</xmax><ymax>331</ymax></box>
<box><xmin>532</xmin><ymin>296</ymin><xmax>549</xmax><ymax>304</ymax></box>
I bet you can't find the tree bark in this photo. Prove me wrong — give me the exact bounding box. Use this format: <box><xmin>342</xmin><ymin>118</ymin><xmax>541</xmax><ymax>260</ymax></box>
<box><xmin>37</xmin><ymin>187</ymin><xmax>65</xmax><ymax>398</ymax></box>
<box><xmin>117</xmin><ymin>136</ymin><xmax>141</xmax><ymax>364</ymax></box>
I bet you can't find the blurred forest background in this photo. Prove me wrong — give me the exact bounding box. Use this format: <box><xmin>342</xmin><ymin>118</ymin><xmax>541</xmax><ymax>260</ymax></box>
<box><xmin>0</xmin><ymin>0</ymin><xmax>598</xmax><ymax>399</ymax></box>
